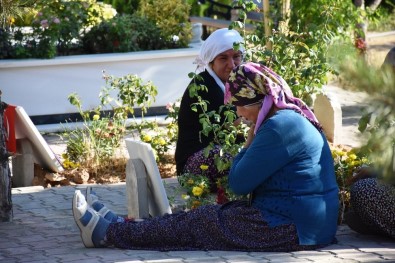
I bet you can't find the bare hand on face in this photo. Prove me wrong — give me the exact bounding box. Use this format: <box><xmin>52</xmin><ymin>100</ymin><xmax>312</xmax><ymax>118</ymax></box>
<box><xmin>244</xmin><ymin>124</ymin><xmax>255</xmax><ymax>149</ymax></box>
<box><xmin>234</xmin><ymin>117</ymin><xmax>253</xmax><ymax>127</ymax></box>
<box><xmin>233</xmin><ymin>117</ymin><xmax>242</xmax><ymax>127</ymax></box>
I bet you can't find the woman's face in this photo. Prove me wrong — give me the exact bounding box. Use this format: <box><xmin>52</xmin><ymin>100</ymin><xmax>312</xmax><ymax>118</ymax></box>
<box><xmin>236</xmin><ymin>103</ymin><xmax>261</xmax><ymax>124</ymax></box>
<box><xmin>211</xmin><ymin>49</ymin><xmax>243</xmax><ymax>83</ymax></box>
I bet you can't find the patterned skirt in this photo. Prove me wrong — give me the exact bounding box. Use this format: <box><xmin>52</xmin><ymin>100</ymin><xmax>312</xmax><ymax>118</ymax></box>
<box><xmin>182</xmin><ymin>145</ymin><xmax>233</xmax><ymax>192</ymax></box>
<box><xmin>106</xmin><ymin>201</ymin><xmax>325</xmax><ymax>251</ymax></box>
<box><xmin>349</xmin><ymin>178</ymin><xmax>395</xmax><ymax>238</ymax></box>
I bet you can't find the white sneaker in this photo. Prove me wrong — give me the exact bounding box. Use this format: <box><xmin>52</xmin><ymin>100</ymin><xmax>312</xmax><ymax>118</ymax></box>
<box><xmin>72</xmin><ymin>190</ymin><xmax>109</xmax><ymax>248</ymax></box>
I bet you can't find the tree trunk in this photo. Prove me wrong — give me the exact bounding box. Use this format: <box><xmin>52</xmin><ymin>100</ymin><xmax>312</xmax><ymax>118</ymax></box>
<box><xmin>282</xmin><ymin>0</ymin><xmax>291</xmax><ymax>27</ymax></box>
<box><xmin>367</xmin><ymin>0</ymin><xmax>383</xmax><ymax>11</ymax></box>
<box><xmin>0</xmin><ymin>91</ymin><xmax>13</xmax><ymax>222</ymax></box>
<box><xmin>263</xmin><ymin>0</ymin><xmax>272</xmax><ymax>50</ymax></box>
<box><xmin>353</xmin><ymin>0</ymin><xmax>368</xmax><ymax>59</ymax></box>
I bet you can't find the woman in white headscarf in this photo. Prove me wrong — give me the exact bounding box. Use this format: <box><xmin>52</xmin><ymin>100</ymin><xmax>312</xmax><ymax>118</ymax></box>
<box><xmin>175</xmin><ymin>28</ymin><xmax>244</xmax><ymax>188</ymax></box>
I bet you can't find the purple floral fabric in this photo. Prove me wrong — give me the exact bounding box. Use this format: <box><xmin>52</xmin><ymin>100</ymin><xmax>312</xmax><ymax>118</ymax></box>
<box><xmin>225</xmin><ymin>62</ymin><xmax>322</xmax><ymax>133</ymax></box>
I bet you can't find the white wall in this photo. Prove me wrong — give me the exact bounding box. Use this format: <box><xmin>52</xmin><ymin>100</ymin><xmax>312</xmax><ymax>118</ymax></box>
<box><xmin>0</xmin><ymin>47</ymin><xmax>200</xmax><ymax>117</ymax></box>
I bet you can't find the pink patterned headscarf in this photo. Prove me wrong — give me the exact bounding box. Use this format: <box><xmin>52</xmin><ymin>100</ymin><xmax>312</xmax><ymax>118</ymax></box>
<box><xmin>225</xmin><ymin>62</ymin><xmax>322</xmax><ymax>134</ymax></box>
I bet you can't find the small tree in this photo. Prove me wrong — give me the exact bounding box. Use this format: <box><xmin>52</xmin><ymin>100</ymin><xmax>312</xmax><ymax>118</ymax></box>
<box><xmin>339</xmin><ymin>54</ymin><xmax>395</xmax><ymax>184</ymax></box>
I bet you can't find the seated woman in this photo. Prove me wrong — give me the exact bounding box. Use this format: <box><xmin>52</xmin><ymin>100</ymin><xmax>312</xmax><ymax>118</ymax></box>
<box><xmin>345</xmin><ymin>47</ymin><xmax>395</xmax><ymax>239</ymax></box>
<box><xmin>72</xmin><ymin>62</ymin><xmax>339</xmax><ymax>251</ymax></box>
<box><xmin>345</xmin><ymin>167</ymin><xmax>395</xmax><ymax>238</ymax></box>
<box><xmin>175</xmin><ymin>28</ymin><xmax>244</xmax><ymax>187</ymax></box>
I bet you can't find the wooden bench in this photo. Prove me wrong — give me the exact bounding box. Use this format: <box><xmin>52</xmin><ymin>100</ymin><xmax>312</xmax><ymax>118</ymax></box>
<box><xmin>189</xmin><ymin>16</ymin><xmax>257</xmax><ymax>32</ymax></box>
<box><xmin>189</xmin><ymin>0</ymin><xmax>265</xmax><ymax>39</ymax></box>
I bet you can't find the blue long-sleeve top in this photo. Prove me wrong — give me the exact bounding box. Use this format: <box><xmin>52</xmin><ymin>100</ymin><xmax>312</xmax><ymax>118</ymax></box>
<box><xmin>229</xmin><ymin>109</ymin><xmax>339</xmax><ymax>245</ymax></box>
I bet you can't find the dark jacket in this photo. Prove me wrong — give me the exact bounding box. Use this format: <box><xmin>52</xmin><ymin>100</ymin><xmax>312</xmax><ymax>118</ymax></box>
<box><xmin>175</xmin><ymin>70</ymin><xmax>225</xmax><ymax>174</ymax></box>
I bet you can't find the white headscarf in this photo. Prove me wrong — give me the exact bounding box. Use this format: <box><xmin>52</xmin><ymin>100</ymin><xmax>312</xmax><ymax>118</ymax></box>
<box><xmin>194</xmin><ymin>28</ymin><xmax>244</xmax><ymax>92</ymax></box>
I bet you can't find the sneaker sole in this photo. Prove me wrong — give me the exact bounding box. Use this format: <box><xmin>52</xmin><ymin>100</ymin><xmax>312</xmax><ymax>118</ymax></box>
<box><xmin>72</xmin><ymin>190</ymin><xmax>95</xmax><ymax>248</ymax></box>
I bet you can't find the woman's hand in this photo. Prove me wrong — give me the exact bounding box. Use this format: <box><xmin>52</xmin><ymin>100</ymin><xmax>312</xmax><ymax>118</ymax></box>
<box><xmin>347</xmin><ymin>166</ymin><xmax>378</xmax><ymax>185</ymax></box>
<box><xmin>233</xmin><ymin>117</ymin><xmax>242</xmax><ymax>127</ymax></box>
<box><xmin>244</xmin><ymin>124</ymin><xmax>255</xmax><ymax>149</ymax></box>
<box><xmin>234</xmin><ymin>117</ymin><xmax>253</xmax><ymax>127</ymax></box>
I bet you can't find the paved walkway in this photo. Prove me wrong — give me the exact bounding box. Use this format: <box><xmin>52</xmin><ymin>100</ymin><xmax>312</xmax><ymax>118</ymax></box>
<box><xmin>2</xmin><ymin>85</ymin><xmax>395</xmax><ymax>263</ymax></box>
<box><xmin>1</xmin><ymin>183</ymin><xmax>395</xmax><ymax>263</ymax></box>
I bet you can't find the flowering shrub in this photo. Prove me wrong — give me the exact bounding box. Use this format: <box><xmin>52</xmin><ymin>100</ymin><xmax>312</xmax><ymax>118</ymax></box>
<box><xmin>6</xmin><ymin>0</ymin><xmax>116</xmax><ymax>58</ymax></box>
<box><xmin>63</xmin><ymin>96</ymin><xmax>127</xmax><ymax>168</ymax></box>
<box><xmin>139</xmin><ymin>123</ymin><xmax>176</xmax><ymax>163</ymax></box>
<box><xmin>165</xmin><ymin>100</ymin><xmax>180</xmax><ymax>124</ymax></box>
<box><xmin>331</xmin><ymin>145</ymin><xmax>370</xmax><ymax>189</ymax></box>
<box><xmin>354</xmin><ymin>37</ymin><xmax>368</xmax><ymax>56</ymax></box>
<box><xmin>62</xmin><ymin>71</ymin><xmax>157</xmax><ymax>182</ymax></box>
<box><xmin>1</xmin><ymin>0</ymin><xmax>193</xmax><ymax>58</ymax></box>
<box><xmin>177</xmin><ymin>165</ymin><xmax>247</xmax><ymax>210</ymax></box>
<box><xmin>331</xmin><ymin>144</ymin><xmax>370</xmax><ymax>221</ymax></box>
<box><xmin>178</xmin><ymin>173</ymin><xmax>214</xmax><ymax>210</ymax></box>
<box><xmin>130</xmin><ymin>99</ymin><xmax>179</xmax><ymax>167</ymax></box>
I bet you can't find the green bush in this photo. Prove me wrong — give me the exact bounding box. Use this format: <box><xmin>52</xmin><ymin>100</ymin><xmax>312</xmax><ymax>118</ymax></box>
<box><xmin>82</xmin><ymin>14</ymin><xmax>166</xmax><ymax>54</ymax></box>
<box><xmin>0</xmin><ymin>28</ymin><xmax>13</xmax><ymax>59</ymax></box>
<box><xmin>367</xmin><ymin>4</ymin><xmax>395</xmax><ymax>32</ymax></box>
<box><xmin>229</xmin><ymin>0</ymin><xmax>361</xmax><ymax>104</ymax></box>
<box><xmin>139</xmin><ymin>0</ymin><xmax>192</xmax><ymax>48</ymax></box>
<box><xmin>1</xmin><ymin>0</ymin><xmax>196</xmax><ymax>58</ymax></box>
<box><xmin>1</xmin><ymin>0</ymin><xmax>116</xmax><ymax>58</ymax></box>
<box><xmin>102</xmin><ymin>0</ymin><xmax>140</xmax><ymax>14</ymax></box>
<box><xmin>63</xmin><ymin>72</ymin><xmax>158</xmax><ymax>168</ymax></box>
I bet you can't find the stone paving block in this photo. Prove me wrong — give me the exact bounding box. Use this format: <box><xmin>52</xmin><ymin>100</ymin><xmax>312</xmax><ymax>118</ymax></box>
<box><xmin>11</xmin><ymin>186</ymin><xmax>45</xmax><ymax>193</ymax></box>
<box><xmin>53</xmin><ymin>234</ymin><xmax>81</xmax><ymax>244</ymax></box>
<box><xmin>17</xmin><ymin>260</ymin><xmax>48</xmax><ymax>263</ymax></box>
<box><xmin>63</xmin><ymin>259</ymin><xmax>108</xmax><ymax>263</ymax></box>
<box><xmin>168</xmin><ymin>250</ymin><xmax>211</xmax><ymax>258</ymax></box>
<box><xmin>205</xmin><ymin>250</ymin><xmax>243</xmax><ymax>256</ymax></box>
<box><xmin>14</xmin><ymin>234</ymin><xmax>49</xmax><ymax>243</ymax></box>
<box><xmin>122</xmin><ymin>250</ymin><xmax>175</xmax><ymax>258</ymax></box>
<box><xmin>0</xmin><ymin>241</ymin><xmax>24</xmax><ymax>249</ymax></box>
<box><xmin>261</xmin><ymin>256</ymin><xmax>310</xmax><ymax>262</ymax></box>
<box><xmin>1</xmin><ymin>246</ymin><xmax>34</xmax><ymax>255</ymax></box>
<box><xmin>219</xmin><ymin>254</ymin><xmax>257</xmax><ymax>262</ymax></box>
<box><xmin>314</xmin><ymin>259</ymin><xmax>356</xmax><ymax>263</ymax></box>
<box><xmin>54</xmin><ymin>252</ymin><xmax>99</xmax><ymax>262</ymax></box>
<box><xmin>184</xmin><ymin>258</ymin><xmax>228</xmax><ymax>263</ymax></box>
<box><xmin>28</xmin><ymin>239</ymin><xmax>61</xmax><ymax>249</ymax></box>
<box><xmin>13</xmin><ymin>254</ymin><xmax>52</xmax><ymax>263</ymax></box>
<box><xmin>380</xmin><ymin>252</ymin><xmax>395</xmax><ymax>260</ymax></box>
<box><xmin>359</xmin><ymin>247</ymin><xmax>395</xmax><ymax>253</ymax></box>
<box><xmin>334</xmin><ymin>250</ymin><xmax>381</xmax><ymax>261</ymax></box>
<box><xmin>292</xmin><ymin>250</ymin><xmax>333</xmax><ymax>257</ymax></box>
<box><xmin>145</xmin><ymin>260</ymin><xmax>184</xmax><ymax>263</ymax></box>
<box><xmin>44</xmin><ymin>247</ymin><xmax>81</xmax><ymax>256</ymax></box>
<box><xmin>2</xmin><ymin>178</ymin><xmax>395</xmax><ymax>263</ymax></box>
<box><xmin>292</xmin><ymin>251</ymin><xmax>338</xmax><ymax>262</ymax></box>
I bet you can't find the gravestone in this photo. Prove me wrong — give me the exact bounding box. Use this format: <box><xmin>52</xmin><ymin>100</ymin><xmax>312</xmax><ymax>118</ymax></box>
<box><xmin>314</xmin><ymin>92</ymin><xmax>342</xmax><ymax>145</ymax></box>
